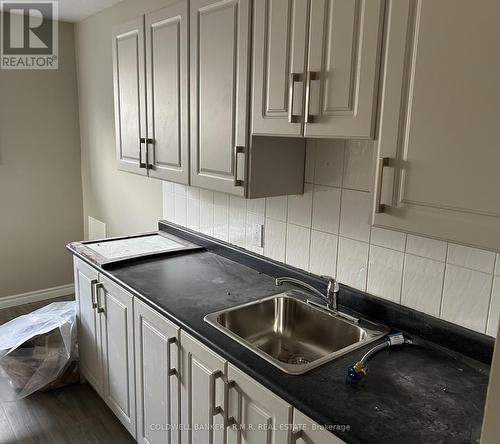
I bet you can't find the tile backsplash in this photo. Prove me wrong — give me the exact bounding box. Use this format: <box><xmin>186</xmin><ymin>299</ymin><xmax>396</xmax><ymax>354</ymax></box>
<box><xmin>162</xmin><ymin>139</ymin><xmax>500</xmax><ymax>337</ymax></box>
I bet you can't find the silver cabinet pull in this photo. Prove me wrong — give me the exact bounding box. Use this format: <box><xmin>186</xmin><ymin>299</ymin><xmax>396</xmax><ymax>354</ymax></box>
<box><xmin>210</xmin><ymin>370</ymin><xmax>224</xmax><ymax>417</ymax></box>
<box><xmin>90</xmin><ymin>279</ymin><xmax>98</xmax><ymax>308</ymax></box>
<box><xmin>224</xmin><ymin>378</ymin><xmax>238</xmax><ymax>429</ymax></box>
<box><xmin>139</xmin><ymin>137</ymin><xmax>147</xmax><ymax>169</ymax></box>
<box><xmin>95</xmin><ymin>282</ymin><xmax>105</xmax><ymax>313</ymax></box>
<box><xmin>233</xmin><ymin>146</ymin><xmax>245</xmax><ymax>187</ymax></box>
<box><xmin>304</xmin><ymin>70</ymin><xmax>318</xmax><ymax>124</ymax></box>
<box><xmin>375</xmin><ymin>157</ymin><xmax>390</xmax><ymax>213</ymax></box>
<box><xmin>291</xmin><ymin>429</ymin><xmax>304</xmax><ymax>442</ymax></box>
<box><xmin>145</xmin><ymin>138</ymin><xmax>154</xmax><ymax>170</ymax></box>
<box><xmin>167</xmin><ymin>337</ymin><xmax>178</xmax><ymax>377</ymax></box>
<box><xmin>288</xmin><ymin>73</ymin><xmax>301</xmax><ymax>123</ymax></box>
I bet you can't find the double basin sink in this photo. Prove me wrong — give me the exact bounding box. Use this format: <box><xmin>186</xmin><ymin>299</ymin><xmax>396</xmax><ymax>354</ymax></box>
<box><xmin>205</xmin><ymin>292</ymin><xmax>388</xmax><ymax>374</ymax></box>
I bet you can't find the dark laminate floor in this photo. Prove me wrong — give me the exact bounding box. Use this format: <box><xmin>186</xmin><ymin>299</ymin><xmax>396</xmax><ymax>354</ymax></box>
<box><xmin>0</xmin><ymin>297</ymin><xmax>135</xmax><ymax>444</ymax></box>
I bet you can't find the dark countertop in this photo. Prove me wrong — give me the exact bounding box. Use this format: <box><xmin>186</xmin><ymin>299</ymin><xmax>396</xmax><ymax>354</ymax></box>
<box><xmin>90</xmin><ymin>249</ymin><xmax>491</xmax><ymax>444</ymax></box>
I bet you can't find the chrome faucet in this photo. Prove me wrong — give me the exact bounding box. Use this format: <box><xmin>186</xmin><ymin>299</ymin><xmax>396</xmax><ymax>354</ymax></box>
<box><xmin>275</xmin><ymin>276</ymin><xmax>358</xmax><ymax>323</ymax></box>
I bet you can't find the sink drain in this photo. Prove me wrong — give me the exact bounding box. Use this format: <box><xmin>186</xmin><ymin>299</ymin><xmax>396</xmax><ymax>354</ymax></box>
<box><xmin>286</xmin><ymin>355</ymin><xmax>312</xmax><ymax>365</ymax></box>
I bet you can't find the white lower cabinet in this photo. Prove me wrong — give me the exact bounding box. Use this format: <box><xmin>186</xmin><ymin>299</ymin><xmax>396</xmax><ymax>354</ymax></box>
<box><xmin>74</xmin><ymin>260</ymin><xmax>344</xmax><ymax>444</ymax></box>
<box><xmin>180</xmin><ymin>331</ymin><xmax>226</xmax><ymax>444</ymax></box>
<box><xmin>293</xmin><ymin>410</ymin><xmax>346</xmax><ymax>444</ymax></box>
<box><xmin>226</xmin><ymin>364</ymin><xmax>293</xmax><ymax>444</ymax></box>
<box><xmin>73</xmin><ymin>258</ymin><xmax>103</xmax><ymax>397</ymax></box>
<box><xmin>99</xmin><ymin>275</ymin><xmax>137</xmax><ymax>437</ymax></box>
<box><xmin>134</xmin><ymin>298</ymin><xmax>181</xmax><ymax>444</ymax></box>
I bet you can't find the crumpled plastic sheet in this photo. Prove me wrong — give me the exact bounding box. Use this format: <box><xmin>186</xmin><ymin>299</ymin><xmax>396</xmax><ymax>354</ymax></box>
<box><xmin>0</xmin><ymin>301</ymin><xmax>77</xmax><ymax>401</ymax></box>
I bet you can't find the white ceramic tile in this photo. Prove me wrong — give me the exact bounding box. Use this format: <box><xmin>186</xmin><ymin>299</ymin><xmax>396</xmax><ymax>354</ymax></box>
<box><xmin>342</xmin><ymin>140</ymin><xmax>374</xmax><ymax>192</ymax></box>
<box><xmin>447</xmin><ymin>243</ymin><xmax>496</xmax><ymax>274</ymax></box>
<box><xmin>309</xmin><ymin>231</ymin><xmax>337</xmax><ymax>277</ymax></box>
<box><xmin>186</xmin><ymin>198</ymin><xmax>200</xmax><ymax>231</ymax></box>
<box><xmin>367</xmin><ymin>245</ymin><xmax>404</xmax><ymax>303</ymax></box>
<box><xmin>339</xmin><ymin>189</ymin><xmax>371</xmax><ymax>242</ymax></box>
<box><xmin>287</xmin><ymin>183</ymin><xmax>313</xmax><ymax>228</ymax></box>
<box><xmin>337</xmin><ymin>237</ymin><xmax>369</xmax><ymax>291</ymax></box>
<box><xmin>370</xmin><ymin>227</ymin><xmax>406</xmax><ymax>252</ymax></box>
<box><xmin>285</xmin><ymin>224</ymin><xmax>310</xmax><ymax>270</ymax></box>
<box><xmin>264</xmin><ymin>218</ymin><xmax>286</xmax><ymax>262</ymax></box>
<box><xmin>162</xmin><ymin>181</ymin><xmax>175</xmax><ymax>194</ymax></box>
<box><xmin>487</xmin><ymin>277</ymin><xmax>500</xmax><ymax>337</ymax></box>
<box><xmin>174</xmin><ymin>193</ymin><xmax>186</xmax><ymax>226</ymax></box>
<box><xmin>402</xmin><ymin>255</ymin><xmax>445</xmax><ymax>317</ymax></box>
<box><xmin>186</xmin><ymin>186</ymin><xmax>199</xmax><ymax>201</ymax></box>
<box><xmin>199</xmin><ymin>189</ymin><xmax>214</xmax><ymax>236</ymax></box>
<box><xmin>213</xmin><ymin>192</ymin><xmax>229</xmax><ymax>241</ymax></box>
<box><xmin>406</xmin><ymin>234</ymin><xmax>447</xmax><ymax>262</ymax></box>
<box><xmin>162</xmin><ymin>191</ymin><xmax>175</xmax><ymax>222</ymax></box>
<box><xmin>229</xmin><ymin>196</ymin><xmax>247</xmax><ymax>247</ymax></box>
<box><xmin>247</xmin><ymin>198</ymin><xmax>265</xmax><ymax>216</ymax></box>
<box><xmin>266</xmin><ymin>195</ymin><xmax>287</xmax><ymax>222</ymax></box>
<box><xmin>314</xmin><ymin>139</ymin><xmax>344</xmax><ymax>187</ymax></box>
<box><xmin>174</xmin><ymin>183</ymin><xmax>187</xmax><ymax>197</ymax></box>
<box><xmin>311</xmin><ymin>185</ymin><xmax>341</xmax><ymax>234</ymax></box>
<box><xmin>495</xmin><ymin>254</ymin><xmax>500</xmax><ymax>276</ymax></box>
<box><xmin>304</xmin><ymin>140</ymin><xmax>316</xmax><ymax>183</ymax></box>
<box><xmin>441</xmin><ymin>265</ymin><xmax>492</xmax><ymax>333</ymax></box>
<box><xmin>246</xmin><ymin>212</ymin><xmax>265</xmax><ymax>254</ymax></box>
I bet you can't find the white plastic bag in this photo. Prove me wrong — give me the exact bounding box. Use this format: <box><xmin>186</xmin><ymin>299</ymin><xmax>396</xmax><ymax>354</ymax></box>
<box><xmin>0</xmin><ymin>301</ymin><xmax>78</xmax><ymax>401</ymax></box>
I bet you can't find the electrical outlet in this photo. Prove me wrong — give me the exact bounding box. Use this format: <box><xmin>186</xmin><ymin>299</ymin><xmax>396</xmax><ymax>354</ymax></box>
<box><xmin>249</xmin><ymin>223</ymin><xmax>264</xmax><ymax>248</ymax></box>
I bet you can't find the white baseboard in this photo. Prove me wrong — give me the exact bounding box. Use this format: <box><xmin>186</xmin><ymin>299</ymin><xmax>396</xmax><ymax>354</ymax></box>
<box><xmin>0</xmin><ymin>284</ymin><xmax>75</xmax><ymax>310</ymax></box>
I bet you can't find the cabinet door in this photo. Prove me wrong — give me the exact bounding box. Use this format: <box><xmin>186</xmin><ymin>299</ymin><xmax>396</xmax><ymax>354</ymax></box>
<box><xmin>180</xmin><ymin>331</ymin><xmax>226</xmax><ymax>444</ymax></box>
<box><xmin>73</xmin><ymin>258</ymin><xmax>103</xmax><ymax>396</ymax></box>
<box><xmin>99</xmin><ymin>275</ymin><xmax>136</xmax><ymax>437</ymax></box>
<box><xmin>145</xmin><ymin>2</ymin><xmax>189</xmax><ymax>184</ymax></box>
<box><xmin>293</xmin><ymin>409</ymin><xmax>346</xmax><ymax>443</ymax></box>
<box><xmin>112</xmin><ymin>17</ymin><xmax>147</xmax><ymax>176</ymax></box>
<box><xmin>372</xmin><ymin>0</ymin><xmax>500</xmax><ymax>251</ymax></box>
<box><xmin>226</xmin><ymin>364</ymin><xmax>293</xmax><ymax>444</ymax></box>
<box><xmin>189</xmin><ymin>0</ymin><xmax>250</xmax><ymax>196</ymax></box>
<box><xmin>251</xmin><ymin>0</ymin><xmax>308</xmax><ymax>136</ymax></box>
<box><xmin>304</xmin><ymin>0</ymin><xmax>384</xmax><ymax>138</ymax></box>
<box><xmin>135</xmin><ymin>298</ymin><xmax>181</xmax><ymax>444</ymax></box>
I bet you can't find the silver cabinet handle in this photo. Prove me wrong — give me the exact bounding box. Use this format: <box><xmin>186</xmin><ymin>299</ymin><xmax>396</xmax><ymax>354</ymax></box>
<box><xmin>139</xmin><ymin>137</ymin><xmax>147</xmax><ymax>169</ymax></box>
<box><xmin>145</xmin><ymin>138</ymin><xmax>154</xmax><ymax>170</ymax></box>
<box><xmin>233</xmin><ymin>146</ymin><xmax>245</xmax><ymax>187</ymax></box>
<box><xmin>291</xmin><ymin>429</ymin><xmax>304</xmax><ymax>442</ymax></box>
<box><xmin>167</xmin><ymin>337</ymin><xmax>178</xmax><ymax>377</ymax></box>
<box><xmin>288</xmin><ymin>73</ymin><xmax>301</xmax><ymax>123</ymax></box>
<box><xmin>304</xmin><ymin>70</ymin><xmax>318</xmax><ymax>124</ymax></box>
<box><xmin>210</xmin><ymin>370</ymin><xmax>224</xmax><ymax>417</ymax></box>
<box><xmin>90</xmin><ymin>279</ymin><xmax>98</xmax><ymax>308</ymax></box>
<box><xmin>95</xmin><ymin>282</ymin><xmax>105</xmax><ymax>313</ymax></box>
<box><xmin>224</xmin><ymin>378</ymin><xmax>238</xmax><ymax>429</ymax></box>
<box><xmin>375</xmin><ymin>157</ymin><xmax>390</xmax><ymax>214</ymax></box>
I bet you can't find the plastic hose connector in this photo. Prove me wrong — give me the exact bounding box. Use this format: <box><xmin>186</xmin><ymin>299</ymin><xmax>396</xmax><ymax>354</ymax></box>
<box><xmin>346</xmin><ymin>361</ymin><xmax>368</xmax><ymax>384</ymax></box>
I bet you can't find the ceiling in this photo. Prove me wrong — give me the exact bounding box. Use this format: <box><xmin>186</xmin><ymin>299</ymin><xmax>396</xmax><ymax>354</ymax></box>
<box><xmin>56</xmin><ymin>0</ymin><xmax>125</xmax><ymax>22</ymax></box>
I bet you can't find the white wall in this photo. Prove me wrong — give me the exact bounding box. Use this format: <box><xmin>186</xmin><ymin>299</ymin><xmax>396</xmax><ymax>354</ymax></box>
<box><xmin>0</xmin><ymin>22</ymin><xmax>83</xmax><ymax>299</ymax></box>
<box><xmin>163</xmin><ymin>139</ymin><xmax>500</xmax><ymax>337</ymax></box>
<box><xmin>74</xmin><ymin>0</ymin><xmax>178</xmax><ymax>239</ymax></box>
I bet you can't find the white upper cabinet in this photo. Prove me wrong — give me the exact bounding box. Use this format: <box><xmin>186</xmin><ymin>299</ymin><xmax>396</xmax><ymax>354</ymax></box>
<box><xmin>189</xmin><ymin>0</ymin><xmax>251</xmax><ymax>195</ymax></box>
<box><xmin>112</xmin><ymin>4</ymin><xmax>189</xmax><ymax>184</ymax></box>
<box><xmin>145</xmin><ymin>3</ymin><xmax>189</xmax><ymax>183</ymax></box>
<box><xmin>251</xmin><ymin>0</ymin><xmax>385</xmax><ymax>139</ymax></box>
<box><xmin>372</xmin><ymin>0</ymin><xmax>500</xmax><ymax>251</ymax></box>
<box><xmin>112</xmin><ymin>18</ymin><xmax>147</xmax><ymax>175</ymax></box>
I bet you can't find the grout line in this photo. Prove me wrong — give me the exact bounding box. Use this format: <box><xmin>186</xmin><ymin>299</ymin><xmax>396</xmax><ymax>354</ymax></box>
<box><xmin>485</xmin><ymin>254</ymin><xmax>498</xmax><ymax>334</ymax></box>
<box><xmin>438</xmin><ymin>243</ymin><xmax>450</xmax><ymax>319</ymax></box>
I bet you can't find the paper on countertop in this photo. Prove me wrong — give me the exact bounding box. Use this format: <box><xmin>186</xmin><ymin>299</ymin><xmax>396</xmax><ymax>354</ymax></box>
<box><xmin>86</xmin><ymin>234</ymin><xmax>186</xmax><ymax>260</ymax></box>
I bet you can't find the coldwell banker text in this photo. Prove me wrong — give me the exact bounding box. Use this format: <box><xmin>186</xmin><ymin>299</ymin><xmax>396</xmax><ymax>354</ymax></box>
<box><xmin>1</xmin><ymin>1</ymin><xmax>58</xmax><ymax>69</ymax></box>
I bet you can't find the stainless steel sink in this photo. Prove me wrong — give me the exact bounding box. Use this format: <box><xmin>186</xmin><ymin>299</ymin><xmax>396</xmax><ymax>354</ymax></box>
<box><xmin>204</xmin><ymin>293</ymin><xmax>389</xmax><ymax>374</ymax></box>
